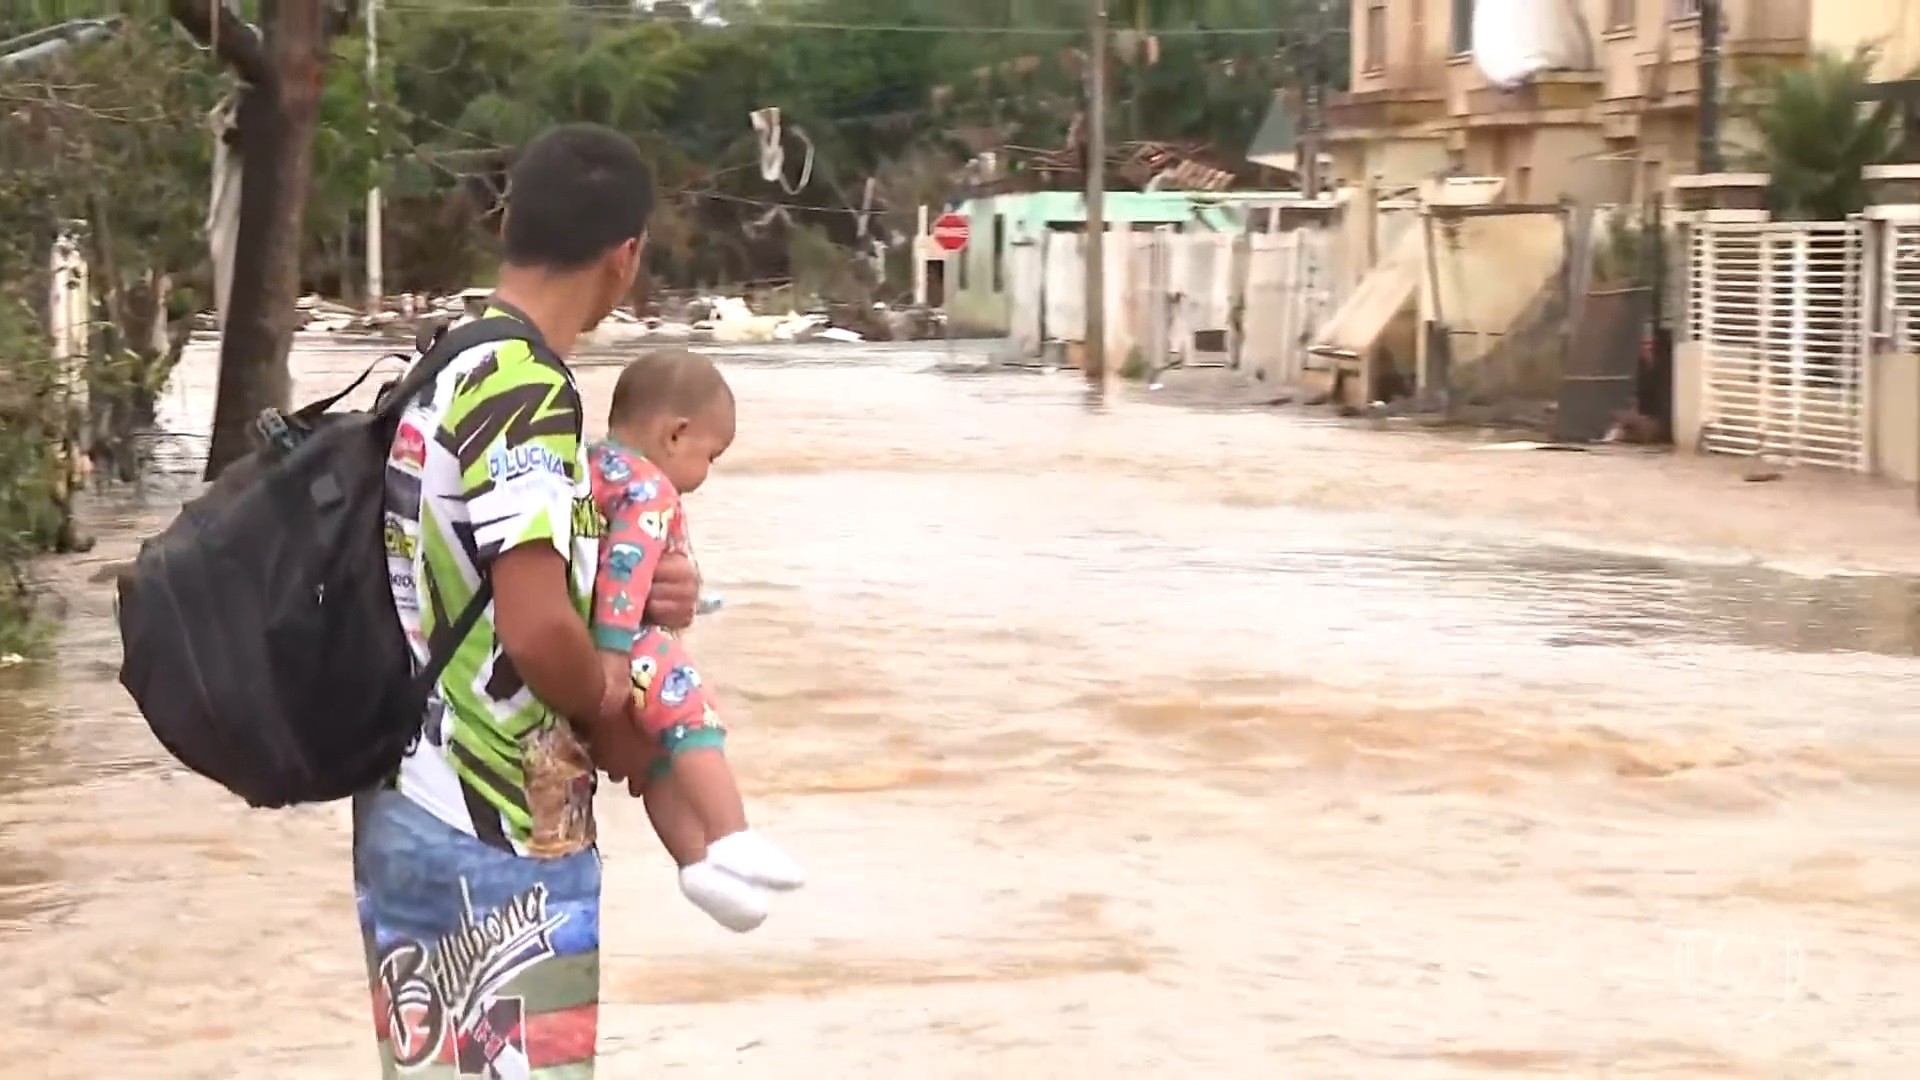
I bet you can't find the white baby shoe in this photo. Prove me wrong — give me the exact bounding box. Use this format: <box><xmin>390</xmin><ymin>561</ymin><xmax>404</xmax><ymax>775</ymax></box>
<box><xmin>679</xmin><ymin>862</ymin><xmax>768</xmax><ymax>933</ymax></box>
<box><xmin>706</xmin><ymin>829</ymin><xmax>805</xmax><ymax>892</ymax></box>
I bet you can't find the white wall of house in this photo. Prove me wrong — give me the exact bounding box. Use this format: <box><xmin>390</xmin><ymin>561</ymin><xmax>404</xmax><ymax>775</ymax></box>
<box><xmin>49</xmin><ymin>223</ymin><xmax>90</xmax><ymax>415</ymax></box>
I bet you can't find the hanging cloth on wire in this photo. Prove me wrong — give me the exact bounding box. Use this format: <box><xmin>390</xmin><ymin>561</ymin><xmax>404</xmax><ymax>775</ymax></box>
<box><xmin>749</xmin><ymin>107</ymin><xmax>815</xmax><ymax>195</ymax></box>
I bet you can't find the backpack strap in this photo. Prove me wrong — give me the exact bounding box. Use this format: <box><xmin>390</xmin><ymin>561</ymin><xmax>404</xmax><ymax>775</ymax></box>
<box><xmin>411</xmin><ymin>579</ymin><xmax>494</xmax><ymax>700</ymax></box>
<box><xmin>373</xmin><ymin>314</ymin><xmax>547</xmax><ymax>422</ymax></box>
<box><xmin>299</xmin><ymin>352</ymin><xmax>412</xmax><ymax>418</ymax></box>
<box><xmin>283</xmin><ymin>313</ymin><xmax>550</xmax><ymax>430</ymax></box>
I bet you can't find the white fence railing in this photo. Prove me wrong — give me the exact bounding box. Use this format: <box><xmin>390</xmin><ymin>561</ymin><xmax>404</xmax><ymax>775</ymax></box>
<box><xmin>1883</xmin><ymin>222</ymin><xmax>1920</xmax><ymax>351</ymax></box>
<box><xmin>1690</xmin><ymin>219</ymin><xmax>1869</xmax><ymax>471</ymax></box>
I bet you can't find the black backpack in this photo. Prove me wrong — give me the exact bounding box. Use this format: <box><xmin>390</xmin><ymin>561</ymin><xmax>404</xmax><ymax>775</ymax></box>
<box><xmin>115</xmin><ymin>316</ymin><xmax>546</xmax><ymax>808</ymax></box>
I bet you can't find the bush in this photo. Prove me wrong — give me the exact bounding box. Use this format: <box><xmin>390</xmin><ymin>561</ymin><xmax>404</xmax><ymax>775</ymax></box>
<box><xmin>0</xmin><ymin>300</ymin><xmax>64</xmax><ymax>655</ymax></box>
<box><xmin>0</xmin><ymin>14</ymin><xmax>215</xmax><ymax>647</ymax></box>
<box><xmin>1742</xmin><ymin>47</ymin><xmax>1901</xmax><ymax>221</ymax></box>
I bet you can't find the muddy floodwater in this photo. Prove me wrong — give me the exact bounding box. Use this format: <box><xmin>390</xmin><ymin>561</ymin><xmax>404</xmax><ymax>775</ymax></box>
<box><xmin>4</xmin><ymin>339</ymin><xmax>1920</xmax><ymax>1077</ymax></box>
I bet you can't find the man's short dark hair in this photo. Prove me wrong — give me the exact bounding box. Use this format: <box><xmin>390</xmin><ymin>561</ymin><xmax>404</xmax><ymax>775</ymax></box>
<box><xmin>502</xmin><ymin>123</ymin><xmax>653</xmax><ymax>271</ymax></box>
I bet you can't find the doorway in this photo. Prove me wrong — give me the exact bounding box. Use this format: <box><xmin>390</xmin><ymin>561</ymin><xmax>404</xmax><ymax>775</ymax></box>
<box><xmin>926</xmin><ymin>259</ymin><xmax>947</xmax><ymax>308</ymax></box>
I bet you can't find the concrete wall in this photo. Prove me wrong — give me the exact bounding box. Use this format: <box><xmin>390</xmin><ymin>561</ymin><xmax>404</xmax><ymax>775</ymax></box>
<box><xmin>1340</xmin><ymin>0</ymin><xmax>1816</xmax><ymax>208</ymax></box>
<box><xmin>1813</xmin><ymin>0</ymin><xmax>1920</xmax><ymax>81</ymax></box>
<box><xmin>1673</xmin><ymin>340</ymin><xmax>1705</xmax><ymax>452</ymax></box>
<box><xmin>1535</xmin><ymin>125</ymin><xmax>1632</xmax><ymax>203</ymax></box>
<box><xmin>1330</xmin><ymin>136</ymin><xmax>1451</xmax><ymax>190</ymax></box>
<box><xmin>1872</xmin><ymin>351</ymin><xmax>1920</xmax><ymax>483</ymax></box>
<box><xmin>943</xmin><ymin>194</ymin><xmax>1019</xmax><ymax>335</ymax></box>
<box><xmin>1356</xmin><ymin>0</ymin><xmax>1810</xmax><ymax>97</ymax></box>
<box><xmin>1455</xmin><ymin>125</ymin><xmax>1623</xmax><ymax>204</ymax></box>
<box><xmin>1348</xmin><ymin>0</ymin><xmax>1451</xmax><ymax>94</ymax></box>
<box><xmin>1419</xmin><ymin>210</ymin><xmax>1568</xmax><ymax>398</ymax></box>
<box><xmin>1827</xmin><ymin>0</ymin><xmax>1920</xmax><ymax>76</ymax></box>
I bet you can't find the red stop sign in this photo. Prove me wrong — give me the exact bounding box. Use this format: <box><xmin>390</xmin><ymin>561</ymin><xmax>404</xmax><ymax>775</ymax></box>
<box><xmin>932</xmin><ymin>212</ymin><xmax>970</xmax><ymax>253</ymax></box>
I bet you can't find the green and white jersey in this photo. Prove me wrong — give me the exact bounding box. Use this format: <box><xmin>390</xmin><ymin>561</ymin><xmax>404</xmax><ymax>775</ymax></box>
<box><xmin>383</xmin><ymin>309</ymin><xmax>601</xmax><ymax>857</ymax></box>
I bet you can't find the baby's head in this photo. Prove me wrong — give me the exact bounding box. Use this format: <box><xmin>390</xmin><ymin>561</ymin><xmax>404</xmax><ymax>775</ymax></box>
<box><xmin>608</xmin><ymin>349</ymin><xmax>735</xmax><ymax>494</ymax></box>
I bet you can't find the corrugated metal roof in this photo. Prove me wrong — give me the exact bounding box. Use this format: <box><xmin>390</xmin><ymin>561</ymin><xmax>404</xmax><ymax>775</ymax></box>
<box><xmin>1246</xmin><ymin>90</ymin><xmax>1298</xmax><ymax>164</ymax></box>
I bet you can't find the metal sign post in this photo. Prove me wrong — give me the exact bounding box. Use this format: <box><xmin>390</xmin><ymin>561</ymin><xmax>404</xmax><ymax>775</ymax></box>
<box><xmin>933</xmin><ymin>212</ymin><xmax>969</xmax><ymax>367</ymax></box>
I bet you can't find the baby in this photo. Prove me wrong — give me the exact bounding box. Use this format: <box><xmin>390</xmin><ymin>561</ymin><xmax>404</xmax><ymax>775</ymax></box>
<box><xmin>589</xmin><ymin>349</ymin><xmax>803</xmax><ymax>932</ymax></box>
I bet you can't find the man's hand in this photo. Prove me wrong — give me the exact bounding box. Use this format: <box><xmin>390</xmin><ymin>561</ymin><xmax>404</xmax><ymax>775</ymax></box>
<box><xmin>593</xmin><ymin>652</ymin><xmax>634</xmax><ymax>731</ymax></box>
<box><xmin>643</xmin><ymin>551</ymin><xmax>700</xmax><ymax>631</ymax></box>
<box><xmin>584</xmin><ymin>714</ymin><xmax>655</xmax><ymax>799</ymax></box>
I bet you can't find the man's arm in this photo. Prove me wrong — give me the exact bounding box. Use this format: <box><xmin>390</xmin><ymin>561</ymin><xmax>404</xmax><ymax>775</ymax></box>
<box><xmin>492</xmin><ymin>545</ymin><xmax>605</xmax><ymax>723</ymax></box>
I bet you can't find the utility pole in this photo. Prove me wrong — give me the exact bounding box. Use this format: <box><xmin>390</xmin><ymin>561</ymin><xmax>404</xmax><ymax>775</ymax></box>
<box><xmin>170</xmin><ymin>0</ymin><xmax>336</xmax><ymax>478</ymax></box>
<box><xmin>1129</xmin><ymin>0</ymin><xmax>1144</xmax><ymax>142</ymax></box>
<box><xmin>1085</xmin><ymin>0</ymin><xmax>1109</xmax><ymax>392</ymax></box>
<box><xmin>1697</xmin><ymin>0</ymin><xmax>1722</xmax><ymax>172</ymax></box>
<box><xmin>1302</xmin><ymin>0</ymin><xmax>1327</xmax><ymax>197</ymax></box>
<box><xmin>365</xmin><ymin>0</ymin><xmax>384</xmax><ymax>311</ymax></box>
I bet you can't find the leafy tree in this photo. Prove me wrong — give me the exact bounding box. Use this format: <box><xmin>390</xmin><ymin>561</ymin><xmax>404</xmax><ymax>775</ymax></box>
<box><xmin>1745</xmin><ymin>47</ymin><xmax>1900</xmax><ymax>221</ymax></box>
<box><xmin>360</xmin><ymin>0</ymin><xmax>1318</xmax><ymax>292</ymax></box>
<box><xmin>0</xmin><ymin>12</ymin><xmax>219</xmax><ymax>642</ymax></box>
<box><xmin>0</xmin><ymin>0</ymin><xmax>1327</xmax><ymax>638</ymax></box>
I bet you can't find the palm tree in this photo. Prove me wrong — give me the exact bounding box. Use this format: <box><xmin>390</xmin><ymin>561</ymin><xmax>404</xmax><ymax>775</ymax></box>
<box><xmin>1745</xmin><ymin>46</ymin><xmax>1900</xmax><ymax>221</ymax></box>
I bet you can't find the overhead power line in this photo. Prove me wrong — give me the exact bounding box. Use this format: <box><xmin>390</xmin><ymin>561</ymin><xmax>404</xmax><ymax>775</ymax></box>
<box><xmin>376</xmin><ymin>3</ymin><xmax>1309</xmax><ymax>36</ymax></box>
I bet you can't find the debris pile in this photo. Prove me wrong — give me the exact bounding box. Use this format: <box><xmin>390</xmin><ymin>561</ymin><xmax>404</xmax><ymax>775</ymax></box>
<box><xmin>239</xmin><ymin>289</ymin><xmax>950</xmax><ymax>347</ymax></box>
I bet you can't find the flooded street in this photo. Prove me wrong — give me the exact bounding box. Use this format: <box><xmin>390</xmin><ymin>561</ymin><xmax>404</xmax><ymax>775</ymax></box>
<box><xmin>4</xmin><ymin>338</ymin><xmax>1920</xmax><ymax>1077</ymax></box>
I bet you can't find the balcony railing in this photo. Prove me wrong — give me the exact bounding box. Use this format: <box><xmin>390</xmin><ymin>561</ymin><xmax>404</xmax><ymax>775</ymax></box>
<box><xmin>1647</xmin><ymin>0</ymin><xmax>1808</xmax><ymax>49</ymax></box>
<box><xmin>1463</xmin><ymin>71</ymin><xmax>1603</xmax><ymax>116</ymax></box>
<box><xmin>1326</xmin><ymin>81</ymin><xmax>1448</xmax><ymax>130</ymax></box>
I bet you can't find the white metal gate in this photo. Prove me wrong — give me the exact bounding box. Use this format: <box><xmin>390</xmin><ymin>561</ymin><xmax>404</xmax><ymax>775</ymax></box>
<box><xmin>1168</xmin><ymin>231</ymin><xmax>1234</xmax><ymax>367</ymax></box>
<box><xmin>1144</xmin><ymin>227</ymin><xmax>1173</xmax><ymax>371</ymax></box>
<box><xmin>1690</xmin><ymin>220</ymin><xmax>1869</xmax><ymax>470</ymax></box>
<box><xmin>1882</xmin><ymin>221</ymin><xmax>1920</xmax><ymax>351</ymax></box>
<box><xmin>1007</xmin><ymin>237</ymin><xmax>1043</xmax><ymax>356</ymax></box>
<box><xmin>1042</xmin><ymin>230</ymin><xmax>1083</xmax><ymax>342</ymax></box>
<box><xmin>1239</xmin><ymin>229</ymin><xmax>1340</xmax><ymax>387</ymax></box>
